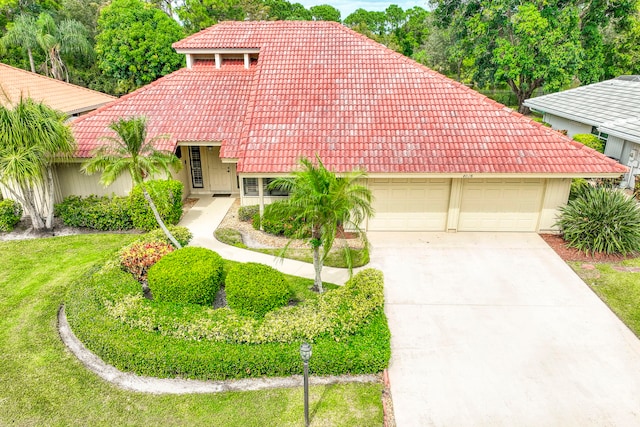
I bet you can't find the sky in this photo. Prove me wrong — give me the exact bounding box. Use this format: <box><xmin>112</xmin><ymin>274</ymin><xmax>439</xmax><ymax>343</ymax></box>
<box><xmin>296</xmin><ymin>0</ymin><xmax>429</xmax><ymax>20</ymax></box>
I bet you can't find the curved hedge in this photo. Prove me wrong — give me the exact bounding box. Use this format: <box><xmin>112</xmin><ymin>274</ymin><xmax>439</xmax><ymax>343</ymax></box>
<box><xmin>65</xmin><ymin>261</ymin><xmax>390</xmax><ymax>380</ymax></box>
<box><xmin>147</xmin><ymin>247</ymin><xmax>224</xmax><ymax>305</ymax></box>
<box><xmin>225</xmin><ymin>263</ymin><xmax>291</xmax><ymax>318</ymax></box>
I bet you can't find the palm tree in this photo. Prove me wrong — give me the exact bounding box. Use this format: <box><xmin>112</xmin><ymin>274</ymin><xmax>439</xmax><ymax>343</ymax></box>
<box><xmin>269</xmin><ymin>156</ymin><xmax>374</xmax><ymax>293</ymax></box>
<box><xmin>1</xmin><ymin>14</ymin><xmax>38</xmax><ymax>73</ymax></box>
<box><xmin>81</xmin><ymin>116</ymin><xmax>183</xmax><ymax>248</ymax></box>
<box><xmin>35</xmin><ymin>12</ymin><xmax>92</xmax><ymax>82</ymax></box>
<box><xmin>0</xmin><ymin>97</ymin><xmax>75</xmax><ymax>230</ymax></box>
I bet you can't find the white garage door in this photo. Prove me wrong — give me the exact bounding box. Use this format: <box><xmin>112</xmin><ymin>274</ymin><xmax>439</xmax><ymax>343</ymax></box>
<box><xmin>458</xmin><ymin>179</ymin><xmax>544</xmax><ymax>231</ymax></box>
<box><xmin>368</xmin><ymin>178</ymin><xmax>451</xmax><ymax>231</ymax></box>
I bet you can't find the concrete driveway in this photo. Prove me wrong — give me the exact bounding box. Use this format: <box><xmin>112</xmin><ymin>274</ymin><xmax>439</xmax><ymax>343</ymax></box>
<box><xmin>368</xmin><ymin>232</ymin><xmax>640</xmax><ymax>426</ymax></box>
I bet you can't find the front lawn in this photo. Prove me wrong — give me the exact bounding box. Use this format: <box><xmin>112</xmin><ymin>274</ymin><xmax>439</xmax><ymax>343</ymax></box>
<box><xmin>570</xmin><ymin>257</ymin><xmax>640</xmax><ymax>336</ymax></box>
<box><xmin>0</xmin><ymin>235</ymin><xmax>384</xmax><ymax>426</ymax></box>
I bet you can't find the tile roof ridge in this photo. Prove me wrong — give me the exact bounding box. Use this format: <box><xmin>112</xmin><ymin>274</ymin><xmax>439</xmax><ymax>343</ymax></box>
<box><xmin>0</xmin><ymin>62</ymin><xmax>116</xmax><ymax>100</ymax></box>
<box><xmin>72</xmin><ymin>69</ymin><xmax>187</xmax><ymax>127</ymax></box>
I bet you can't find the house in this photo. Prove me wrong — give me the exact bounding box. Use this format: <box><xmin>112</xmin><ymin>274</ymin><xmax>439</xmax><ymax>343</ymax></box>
<box><xmin>0</xmin><ymin>62</ymin><xmax>116</xmax><ymax>203</ymax></box>
<box><xmin>523</xmin><ymin>76</ymin><xmax>640</xmax><ymax>187</ymax></box>
<box><xmin>70</xmin><ymin>21</ymin><xmax>626</xmax><ymax>233</ymax></box>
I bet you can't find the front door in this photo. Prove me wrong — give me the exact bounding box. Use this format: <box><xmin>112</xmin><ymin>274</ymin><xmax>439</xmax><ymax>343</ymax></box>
<box><xmin>207</xmin><ymin>146</ymin><xmax>231</xmax><ymax>194</ymax></box>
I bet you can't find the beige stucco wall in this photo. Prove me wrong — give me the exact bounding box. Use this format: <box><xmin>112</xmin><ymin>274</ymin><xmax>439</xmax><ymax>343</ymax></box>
<box><xmin>55</xmin><ymin>163</ymin><xmax>133</xmax><ymax>201</ymax></box>
<box><xmin>538</xmin><ymin>178</ymin><xmax>571</xmax><ymax>233</ymax></box>
<box><xmin>543</xmin><ymin>114</ymin><xmax>592</xmax><ymax>138</ymax></box>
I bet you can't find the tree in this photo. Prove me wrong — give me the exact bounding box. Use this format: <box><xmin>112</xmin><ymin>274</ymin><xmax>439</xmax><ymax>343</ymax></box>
<box><xmin>176</xmin><ymin>0</ymin><xmax>244</xmax><ymax>34</ymax></box>
<box><xmin>310</xmin><ymin>4</ymin><xmax>340</xmax><ymax>22</ymax></box>
<box><xmin>431</xmin><ymin>0</ymin><xmax>583</xmax><ymax>113</ymax></box>
<box><xmin>268</xmin><ymin>157</ymin><xmax>374</xmax><ymax>293</ymax></box>
<box><xmin>0</xmin><ymin>97</ymin><xmax>75</xmax><ymax>230</ymax></box>
<box><xmin>96</xmin><ymin>0</ymin><xmax>184</xmax><ymax>94</ymax></box>
<box><xmin>35</xmin><ymin>12</ymin><xmax>92</xmax><ymax>82</ymax></box>
<box><xmin>1</xmin><ymin>13</ymin><xmax>38</xmax><ymax>72</ymax></box>
<box><xmin>81</xmin><ymin>116</ymin><xmax>183</xmax><ymax>248</ymax></box>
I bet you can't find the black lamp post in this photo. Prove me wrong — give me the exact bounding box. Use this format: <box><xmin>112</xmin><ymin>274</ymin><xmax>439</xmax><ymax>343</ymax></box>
<box><xmin>300</xmin><ymin>342</ymin><xmax>312</xmax><ymax>427</ymax></box>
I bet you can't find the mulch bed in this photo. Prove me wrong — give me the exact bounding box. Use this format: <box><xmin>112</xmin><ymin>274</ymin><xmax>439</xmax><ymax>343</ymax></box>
<box><xmin>540</xmin><ymin>234</ymin><xmax>635</xmax><ymax>263</ymax></box>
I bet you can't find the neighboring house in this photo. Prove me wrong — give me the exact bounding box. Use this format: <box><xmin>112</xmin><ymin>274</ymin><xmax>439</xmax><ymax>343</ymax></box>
<box><xmin>524</xmin><ymin>76</ymin><xmax>640</xmax><ymax>188</ymax></box>
<box><xmin>0</xmin><ymin>62</ymin><xmax>117</xmax><ymax>202</ymax></box>
<box><xmin>70</xmin><ymin>21</ymin><xmax>626</xmax><ymax>233</ymax></box>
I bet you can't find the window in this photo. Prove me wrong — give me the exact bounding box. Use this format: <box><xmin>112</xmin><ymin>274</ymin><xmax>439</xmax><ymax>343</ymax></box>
<box><xmin>242</xmin><ymin>178</ymin><xmax>289</xmax><ymax>197</ymax></box>
<box><xmin>591</xmin><ymin>126</ymin><xmax>609</xmax><ymax>142</ymax></box>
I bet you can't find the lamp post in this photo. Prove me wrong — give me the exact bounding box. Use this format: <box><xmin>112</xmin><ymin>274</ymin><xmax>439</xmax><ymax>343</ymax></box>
<box><xmin>300</xmin><ymin>342</ymin><xmax>312</xmax><ymax>427</ymax></box>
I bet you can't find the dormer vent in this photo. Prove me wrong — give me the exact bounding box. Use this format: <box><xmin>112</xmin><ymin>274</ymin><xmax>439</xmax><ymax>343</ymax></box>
<box><xmin>178</xmin><ymin>48</ymin><xmax>260</xmax><ymax>70</ymax></box>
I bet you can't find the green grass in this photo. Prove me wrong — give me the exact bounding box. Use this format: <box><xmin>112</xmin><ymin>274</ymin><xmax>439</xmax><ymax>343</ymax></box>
<box><xmin>570</xmin><ymin>257</ymin><xmax>640</xmax><ymax>335</ymax></box>
<box><xmin>0</xmin><ymin>234</ymin><xmax>383</xmax><ymax>426</ymax></box>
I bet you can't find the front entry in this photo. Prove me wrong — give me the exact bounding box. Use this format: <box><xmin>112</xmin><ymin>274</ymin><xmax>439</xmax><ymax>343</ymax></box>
<box><xmin>207</xmin><ymin>146</ymin><xmax>231</xmax><ymax>194</ymax></box>
<box><xmin>187</xmin><ymin>145</ymin><xmax>235</xmax><ymax>195</ymax></box>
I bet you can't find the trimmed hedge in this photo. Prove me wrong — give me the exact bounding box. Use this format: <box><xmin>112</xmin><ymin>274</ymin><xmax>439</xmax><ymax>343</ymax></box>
<box><xmin>238</xmin><ymin>205</ymin><xmax>259</xmax><ymax>222</ymax></box>
<box><xmin>65</xmin><ymin>260</ymin><xmax>390</xmax><ymax>380</ymax></box>
<box><xmin>225</xmin><ymin>263</ymin><xmax>291</xmax><ymax>318</ymax></box>
<box><xmin>129</xmin><ymin>180</ymin><xmax>183</xmax><ymax>231</ymax></box>
<box><xmin>0</xmin><ymin>199</ymin><xmax>22</xmax><ymax>232</ymax></box>
<box><xmin>55</xmin><ymin>195</ymin><xmax>132</xmax><ymax>230</ymax></box>
<box><xmin>136</xmin><ymin>226</ymin><xmax>193</xmax><ymax>248</ymax></box>
<box><xmin>147</xmin><ymin>247</ymin><xmax>224</xmax><ymax>305</ymax></box>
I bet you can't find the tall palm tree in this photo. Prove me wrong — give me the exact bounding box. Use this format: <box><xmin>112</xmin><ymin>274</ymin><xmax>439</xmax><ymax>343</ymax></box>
<box><xmin>1</xmin><ymin>14</ymin><xmax>38</xmax><ymax>73</ymax></box>
<box><xmin>81</xmin><ymin>116</ymin><xmax>183</xmax><ymax>248</ymax></box>
<box><xmin>0</xmin><ymin>97</ymin><xmax>75</xmax><ymax>230</ymax></box>
<box><xmin>35</xmin><ymin>13</ymin><xmax>92</xmax><ymax>82</ymax></box>
<box><xmin>269</xmin><ymin>156</ymin><xmax>374</xmax><ymax>293</ymax></box>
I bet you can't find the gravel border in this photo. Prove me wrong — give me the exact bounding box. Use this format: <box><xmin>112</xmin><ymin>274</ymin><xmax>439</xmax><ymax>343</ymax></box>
<box><xmin>58</xmin><ymin>305</ymin><xmax>379</xmax><ymax>394</ymax></box>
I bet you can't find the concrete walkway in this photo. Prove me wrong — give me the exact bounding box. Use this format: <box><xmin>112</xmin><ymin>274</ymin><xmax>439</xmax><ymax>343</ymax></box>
<box><xmin>181</xmin><ymin>196</ymin><xmax>352</xmax><ymax>285</ymax></box>
<box><xmin>369</xmin><ymin>232</ymin><xmax>640</xmax><ymax>427</ymax></box>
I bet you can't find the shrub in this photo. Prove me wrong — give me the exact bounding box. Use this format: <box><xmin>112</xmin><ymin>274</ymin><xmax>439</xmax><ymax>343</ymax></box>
<box><xmin>556</xmin><ymin>186</ymin><xmax>640</xmax><ymax>255</ymax></box>
<box><xmin>119</xmin><ymin>241</ymin><xmax>175</xmax><ymax>283</ymax></box>
<box><xmin>573</xmin><ymin>134</ymin><xmax>604</xmax><ymax>153</ymax></box>
<box><xmin>147</xmin><ymin>247</ymin><xmax>224</xmax><ymax>305</ymax></box>
<box><xmin>225</xmin><ymin>263</ymin><xmax>291</xmax><ymax>318</ymax></box>
<box><xmin>55</xmin><ymin>195</ymin><xmax>133</xmax><ymax>230</ymax></box>
<box><xmin>214</xmin><ymin>227</ymin><xmax>245</xmax><ymax>247</ymax></box>
<box><xmin>136</xmin><ymin>226</ymin><xmax>193</xmax><ymax>248</ymax></box>
<box><xmin>635</xmin><ymin>179</ymin><xmax>640</xmax><ymax>201</ymax></box>
<box><xmin>253</xmin><ymin>201</ymin><xmax>310</xmax><ymax>238</ymax></box>
<box><xmin>0</xmin><ymin>199</ymin><xmax>22</xmax><ymax>232</ymax></box>
<box><xmin>238</xmin><ymin>205</ymin><xmax>259</xmax><ymax>222</ymax></box>
<box><xmin>129</xmin><ymin>180</ymin><xmax>183</xmax><ymax>231</ymax></box>
<box><xmin>569</xmin><ymin>178</ymin><xmax>590</xmax><ymax>201</ymax></box>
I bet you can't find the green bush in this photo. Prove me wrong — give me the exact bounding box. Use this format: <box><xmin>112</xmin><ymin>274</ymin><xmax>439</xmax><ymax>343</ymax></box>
<box><xmin>136</xmin><ymin>226</ymin><xmax>193</xmax><ymax>248</ymax></box>
<box><xmin>253</xmin><ymin>201</ymin><xmax>310</xmax><ymax>238</ymax></box>
<box><xmin>634</xmin><ymin>179</ymin><xmax>640</xmax><ymax>201</ymax></box>
<box><xmin>119</xmin><ymin>241</ymin><xmax>175</xmax><ymax>283</ymax></box>
<box><xmin>54</xmin><ymin>195</ymin><xmax>133</xmax><ymax>230</ymax></box>
<box><xmin>238</xmin><ymin>205</ymin><xmax>259</xmax><ymax>222</ymax></box>
<box><xmin>0</xmin><ymin>199</ymin><xmax>22</xmax><ymax>232</ymax></box>
<box><xmin>573</xmin><ymin>134</ymin><xmax>604</xmax><ymax>153</ymax></box>
<box><xmin>225</xmin><ymin>263</ymin><xmax>291</xmax><ymax>318</ymax></box>
<box><xmin>569</xmin><ymin>178</ymin><xmax>590</xmax><ymax>201</ymax></box>
<box><xmin>147</xmin><ymin>247</ymin><xmax>224</xmax><ymax>305</ymax></box>
<box><xmin>129</xmin><ymin>180</ymin><xmax>183</xmax><ymax>231</ymax></box>
<box><xmin>65</xmin><ymin>261</ymin><xmax>390</xmax><ymax>380</ymax></box>
<box><xmin>556</xmin><ymin>186</ymin><xmax>640</xmax><ymax>255</ymax></box>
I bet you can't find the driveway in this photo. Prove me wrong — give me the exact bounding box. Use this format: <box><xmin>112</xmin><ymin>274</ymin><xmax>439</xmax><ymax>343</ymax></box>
<box><xmin>368</xmin><ymin>232</ymin><xmax>640</xmax><ymax>426</ymax></box>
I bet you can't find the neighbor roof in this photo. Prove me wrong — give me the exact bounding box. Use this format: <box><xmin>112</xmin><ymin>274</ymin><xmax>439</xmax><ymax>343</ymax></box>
<box><xmin>0</xmin><ymin>63</ymin><xmax>115</xmax><ymax>115</ymax></box>
<box><xmin>72</xmin><ymin>21</ymin><xmax>626</xmax><ymax>176</ymax></box>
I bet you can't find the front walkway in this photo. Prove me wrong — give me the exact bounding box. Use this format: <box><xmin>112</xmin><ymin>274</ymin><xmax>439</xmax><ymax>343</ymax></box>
<box><xmin>180</xmin><ymin>196</ymin><xmax>352</xmax><ymax>285</ymax></box>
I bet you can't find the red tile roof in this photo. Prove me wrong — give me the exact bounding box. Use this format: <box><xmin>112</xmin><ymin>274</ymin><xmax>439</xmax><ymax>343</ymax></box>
<box><xmin>73</xmin><ymin>21</ymin><xmax>626</xmax><ymax>175</ymax></box>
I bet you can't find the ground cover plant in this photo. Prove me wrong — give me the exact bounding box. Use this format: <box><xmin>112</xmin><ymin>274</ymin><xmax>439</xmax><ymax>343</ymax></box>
<box><xmin>0</xmin><ymin>234</ymin><xmax>383</xmax><ymax>426</ymax></box>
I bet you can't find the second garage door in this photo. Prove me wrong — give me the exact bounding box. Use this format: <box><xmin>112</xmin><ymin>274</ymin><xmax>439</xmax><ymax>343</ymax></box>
<box><xmin>368</xmin><ymin>178</ymin><xmax>451</xmax><ymax>231</ymax></box>
<box><xmin>458</xmin><ymin>179</ymin><xmax>544</xmax><ymax>232</ymax></box>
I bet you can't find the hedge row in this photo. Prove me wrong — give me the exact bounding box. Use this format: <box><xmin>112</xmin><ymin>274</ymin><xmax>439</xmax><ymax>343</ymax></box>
<box><xmin>55</xmin><ymin>180</ymin><xmax>183</xmax><ymax>231</ymax></box>
<box><xmin>65</xmin><ymin>261</ymin><xmax>390</xmax><ymax>380</ymax></box>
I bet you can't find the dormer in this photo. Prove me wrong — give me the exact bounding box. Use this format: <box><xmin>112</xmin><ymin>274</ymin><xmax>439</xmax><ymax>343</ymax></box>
<box><xmin>175</xmin><ymin>48</ymin><xmax>260</xmax><ymax>70</ymax></box>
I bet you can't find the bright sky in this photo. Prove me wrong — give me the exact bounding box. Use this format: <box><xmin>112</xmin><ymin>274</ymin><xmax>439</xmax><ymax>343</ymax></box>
<box><xmin>297</xmin><ymin>0</ymin><xmax>429</xmax><ymax>20</ymax></box>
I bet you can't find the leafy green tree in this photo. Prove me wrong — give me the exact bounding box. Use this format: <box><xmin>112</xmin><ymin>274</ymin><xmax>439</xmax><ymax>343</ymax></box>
<box><xmin>81</xmin><ymin>116</ymin><xmax>183</xmax><ymax>248</ymax></box>
<box><xmin>96</xmin><ymin>0</ymin><xmax>184</xmax><ymax>94</ymax></box>
<box><xmin>0</xmin><ymin>97</ymin><xmax>75</xmax><ymax>230</ymax></box>
<box><xmin>310</xmin><ymin>4</ymin><xmax>340</xmax><ymax>22</ymax></box>
<box><xmin>431</xmin><ymin>0</ymin><xmax>582</xmax><ymax>113</ymax></box>
<box><xmin>35</xmin><ymin>12</ymin><xmax>92</xmax><ymax>81</ymax></box>
<box><xmin>268</xmin><ymin>157</ymin><xmax>374</xmax><ymax>293</ymax></box>
<box><xmin>176</xmin><ymin>0</ymin><xmax>244</xmax><ymax>34</ymax></box>
<box><xmin>1</xmin><ymin>13</ymin><xmax>38</xmax><ymax>72</ymax></box>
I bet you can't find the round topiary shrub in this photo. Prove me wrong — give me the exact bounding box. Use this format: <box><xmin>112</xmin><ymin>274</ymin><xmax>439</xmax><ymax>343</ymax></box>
<box><xmin>225</xmin><ymin>262</ymin><xmax>291</xmax><ymax>318</ymax></box>
<box><xmin>556</xmin><ymin>186</ymin><xmax>640</xmax><ymax>255</ymax></box>
<box><xmin>147</xmin><ymin>247</ymin><xmax>224</xmax><ymax>305</ymax></box>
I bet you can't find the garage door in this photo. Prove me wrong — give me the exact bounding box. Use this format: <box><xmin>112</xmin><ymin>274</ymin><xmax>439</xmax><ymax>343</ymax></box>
<box><xmin>368</xmin><ymin>178</ymin><xmax>451</xmax><ymax>231</ymax></box>
<box><xmin>458</xmin><ymin>179</ymin><xmax>544</xmax><ymax>231</ymax></box>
